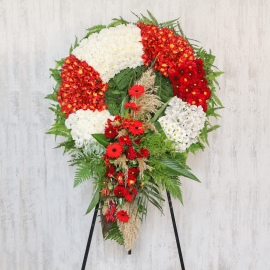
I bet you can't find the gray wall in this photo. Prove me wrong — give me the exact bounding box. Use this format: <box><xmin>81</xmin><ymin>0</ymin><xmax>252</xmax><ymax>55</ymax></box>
<box><xmin>1</xmin><ymin>0</ymin><xmax>269</xmax><ymax>269</ymax></box>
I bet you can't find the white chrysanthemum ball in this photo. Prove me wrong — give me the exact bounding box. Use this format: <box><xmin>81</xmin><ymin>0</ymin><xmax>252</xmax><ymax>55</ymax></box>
<box><xmin>65</xmin><ymin>109</ymin><xmax>113</xmax><ymax>148</ymax></box>
<box><xmin>158</xmin><ymin>97</ymin><xmax>206</xmax><ymax>152</ymax></box>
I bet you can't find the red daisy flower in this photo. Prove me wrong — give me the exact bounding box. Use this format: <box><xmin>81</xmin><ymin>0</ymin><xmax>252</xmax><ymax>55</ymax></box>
<box><xmin>127</xmin><ymin>178</ymin><xmax>136</xmax><ymax>187</ymax></box>
<box><xmin>168</xmin><ymin>72</ymin><xmax>181</xmax><ymax>85</ymax></box>
<box><xmin>125</xmin><ymin>192</ymin><xmax>133</xmax><ymax>202</ymax></box>
<box><xmin>202</xmin><ymin>87</ymin><xmax>211</xmax><ymax>99</ymax></box>
<box><xmin>194</xmin><ymin>58</ymin><xmax>204</xmax><ymax>68</ymax></box>
<box><xmin>128</xmin><ymin>121</ymin><xmax>145</xmax><ymax>135</ymax></box>
<box><xmin>126</xmin><ymin>147</ymin><xmax>137</xmax><ymax>160</ymax></box>
<box><xmin>116</xmin><ymin>210</ymin><xmax>130</xmax><ymax>223</ymax></box>
<box><xmin>115</xmin><ymin>172</ymin><xmax>125</xmax><ymax>185</ymax></box>
<box><xmin>134</xmin><ymin>137</ymin><xmax>141</xmax><ymax>145</ymax></box>
<box><xmin>128</xmin><ymin>85</ymin><xmax>145</xmax><ymax>98</ymax></box>
<box><xmin>105</xmin><ymin>165</ymin><xmax>116</xmax><ymax>178</ymax></box>
<box><xmin>131</xmin><ymin>187</ymin><xmax>138</xmax><ymax>200</ymax></box>
<box><xmin>128</xmin><ymin>167</ymin><xmax>139</xmax><ymax>178</ymax></box>
<box><xmin>104</xmin><ymin>126</ymin><xmax>118</xmax><ymax>139</ymax></box>
<box><xmin>200</xmin><ymin>77</ymin><xmax>208</xmax><ymax>87</ymax></box>
<box><xmin>118</xmin><ymin>136</ymin><xmax>132</xmax><ymax>147</ymax></box>
<box><xmin>106</xmin><ymin>143</ymin><xmax>123</xmax><ymax>159</ymax></box>
<box><xmin>124</xmin><ymin>102</ymin><xmax>141</xmax><ymax>112</ymax></box>
<box><xmin>137</xmin><ymin>148</ymin><xmax>150</xmax><ymax>158</ymax></box>
<box><xmin>114</xmin><ymin>185</ymin><xmax>127</xmax><ymax>197</ymax></box>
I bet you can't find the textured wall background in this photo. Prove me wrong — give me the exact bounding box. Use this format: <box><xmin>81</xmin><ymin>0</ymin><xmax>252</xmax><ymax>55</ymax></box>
<box><xmin>1</xmin><ymin>0</ymin><xmax>270</xmax><ymax>269</ymax></box>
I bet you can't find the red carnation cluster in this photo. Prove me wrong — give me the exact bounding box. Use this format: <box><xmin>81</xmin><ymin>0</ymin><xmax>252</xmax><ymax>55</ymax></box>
<box><xmin>137</xmin><ymin>23</ymin><xmax>194</xmax><ymax>77</ymax></box>
<box><xmin>57</xmin><ymin>54</ymin><xmax>108</xmax><ymax>117</ymax></box>
<box><xmin>168</xmin><ymin>59</ymin><xmax>211</xmax><ymax>111</ymax></box>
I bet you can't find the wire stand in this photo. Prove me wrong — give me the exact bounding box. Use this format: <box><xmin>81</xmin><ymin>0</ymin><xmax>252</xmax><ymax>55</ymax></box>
<box><xmin>81</xmin><ymin>203</ymin><xmax>99</xmax><ymax>270</ymax></box>
<box><xmin>81</xmin><ymin>192</ymin><xmax>185</xmax><ymax>269</ymax></box>
<box><xmin>166</xmin><ymin>191</ymin><xmax>185</xmax><ymax>270</ymax></box>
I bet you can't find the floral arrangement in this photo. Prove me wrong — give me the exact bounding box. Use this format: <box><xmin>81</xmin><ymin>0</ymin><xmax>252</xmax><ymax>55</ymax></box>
<box><xmin>46</xmin><ymin>12</ymin><xmax>223</xmax><ymax>251</ymax></box>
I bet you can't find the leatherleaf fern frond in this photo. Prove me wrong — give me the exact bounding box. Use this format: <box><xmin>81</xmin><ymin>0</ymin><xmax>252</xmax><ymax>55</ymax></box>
<box><xmin>105</xmin><ymin>222</ymin><xmax>124</xmax><ymax>246</ymax></box>
<box><xmin>164</xmin><ymin>176</ymin><xmax>183</xmax><ymax>204</ymax></box>
<box><xmin>73</xmin><ymin>163</ymin><xmax>93</xmax><ymax>188</ymax></box>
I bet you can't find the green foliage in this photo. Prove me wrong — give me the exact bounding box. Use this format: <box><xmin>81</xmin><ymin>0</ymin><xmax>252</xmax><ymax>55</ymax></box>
<box><xmin>105</xmin><ymin>222</ymin><xmax>124</xmax><ymax>245</ymax></box>
<box><xmin>69</xmin><ymin>150</ymin><xmax>106</xmax><ymax>189</ymax></box>
<box><xmin>83</xmin><ymin>25</ymin><xmax>106</xmax><ymax>39</ymax></box>
<box><xmin>150</xmin><ymin>98</ymin><xmax>172</xmax><ymax>123</ymax></box>
<box><xmin>85</xmin><ymin>187</ymin><xmax>100</xmax><ymax>215</ymax></box>
<box><xmin>91</xmin><ymin>134</ymin><xmax>110</xmax><ymax>147</ymax></box>
<box><xmin>69</xmin><ymin>36</ymin><xmax>79</xmax><ymax>54</ymax></box>
<box><xmin>139</xmin><ymin>180</ymin><xmax>165</xmax><ymax>218</ymax></box>
<box><xmin>164</xmin><ymin>176</ymin><xmax>183</xmax><ymax>204</ymax></box>
<box><xmin>154</xmin><ymin>71</ymin><xmax>173</xmax><ymax>103</ymax></box>
<box><xmin>140</xmin><ymin>131</ymin><xmax>176</xmax><ymax>159</ymax></box>
<box><xmin>105</xmin><ymin>66</ymin><xmax>146</xmax><ymax>115</ymax></box>
<box><xmin>158</xmin><ymin>156</ymin><xmax>200</xmax><ymax>182</ymax></box>
<box><xmin>74</xmin><ymin>163</ymin><xmax>94</xmax><ymax>188</ymax></box>
<box><xmin>108</xmin><ymin>17</ymin><xmax>129</xmax><ymax>27</ymax></box>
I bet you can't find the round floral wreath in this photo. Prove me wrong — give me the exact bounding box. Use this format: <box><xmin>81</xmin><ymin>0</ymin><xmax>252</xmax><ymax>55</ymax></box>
<box><xmin>47</xmin><ymin>12</ymin><xmax>223</xmax><ymax>250</ymax></box>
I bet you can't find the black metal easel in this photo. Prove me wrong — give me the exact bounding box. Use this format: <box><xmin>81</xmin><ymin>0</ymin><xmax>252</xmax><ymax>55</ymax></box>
<box><xmin>81</xmin><ymin>191</ymin><xmax>185</xmax><ymax>270</ymax></box>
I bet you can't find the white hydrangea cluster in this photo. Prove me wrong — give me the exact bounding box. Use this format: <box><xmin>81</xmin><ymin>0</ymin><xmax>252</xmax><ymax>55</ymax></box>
<box><xmin>65</xmin><ymin>109</ymin><xmax>113</xmax><ymax>148</ymax></box>
<box><xmin>158</xmin><ymin>97</ymin><xmax>206</xmax><ymax>152</ymax></box>
<box><xmin>72</xmin><ymin>24</ymin><xmax>144</xmax><ymax>83</ymax></box>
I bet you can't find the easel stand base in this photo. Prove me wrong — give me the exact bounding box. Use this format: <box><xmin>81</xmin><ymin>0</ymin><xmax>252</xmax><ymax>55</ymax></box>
<box><xmin>81</xmin><ymin>191</ymin><xmax>185</xmax><ymax>270</ymax></box>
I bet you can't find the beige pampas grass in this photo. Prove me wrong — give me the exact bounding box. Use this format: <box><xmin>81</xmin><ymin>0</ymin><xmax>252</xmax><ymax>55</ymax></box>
<box><xmin>132</xmin><ymin>69</ymin><xmax>163</xmax><ymax>120</ymax></box>
<box><xmin>117</xmin><ymin>202</ymin><xmax>140</xmax><ymax>251</ymax></box>
<box><xmin>113</xmin><ymin>154</ymin><xmax>128</xmax><ymax>174</ymax></box>
<box><xmin>137</xmin><ymin>157</ymin><xmax>153</xmax><ymax>178</ymax></box>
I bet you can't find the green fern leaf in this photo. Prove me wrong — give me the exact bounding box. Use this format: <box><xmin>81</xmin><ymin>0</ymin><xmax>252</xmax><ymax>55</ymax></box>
<box><xmin>105</xmin><ymin>223</ymin><xmax>124</xmax><ymax>245</ymax></box>
<box><xmin>164</xmin><ymin>176</ymin><xmax>183</xmax><ymax>204</ymax></box>
<box><xmin>74</xmin><ymin>163</ymin><xmax>93</xmax><ymax>187</ymax></box>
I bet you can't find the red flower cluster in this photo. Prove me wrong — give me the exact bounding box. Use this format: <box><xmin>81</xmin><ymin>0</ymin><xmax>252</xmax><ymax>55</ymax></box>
<box><xmin>103</xmin><ymin>200</ymin><xmax>130</xmax><ymax>223</ymax></box>
<box><xmin>137</xmin><ymin>23</ymin><xmax>194</xmax><ymax>77</ymax></box>
<box><xmin>57</xmin><ymin>54</ymin><xmax>108</xmax><ymax>117</ymax></box>
<box><xmin>101</xmin><ymin>113</ymin><xmax>150</xmax><ymax>214</ymax></box>
<box><xmin>168</xmin><ymin>59</ymin><xmax>211</xmax><ymax>111</ymax></box>
<box><xmin>104</xmin><ymin>200</ymin><xmax>117</xmax><ymax>222</ymax></box>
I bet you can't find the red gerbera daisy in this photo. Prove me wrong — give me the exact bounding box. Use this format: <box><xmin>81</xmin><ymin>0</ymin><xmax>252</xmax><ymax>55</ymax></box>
<box><xmin>106</xmin><ymin>143</ymin><xmax>123</xmax><ymax>159</ymax></box>
<box><xmin>128</xmin><ymin>121</ymin><xmax>145</xmax><ymax>135</ymax></box>
<box><xmin>128</xmin><ymin>85</ymin><xmax>145</xmax><ymax>98</ymax></box>
<box><xmin>116</xmin><ymin>210</ymin><xmax>130</xmax><ymax>223</ymax></box>
<box><xmin>114</xmin><ymin>185</ymin><xmax>127</xmax><ymax>197</ymax></box>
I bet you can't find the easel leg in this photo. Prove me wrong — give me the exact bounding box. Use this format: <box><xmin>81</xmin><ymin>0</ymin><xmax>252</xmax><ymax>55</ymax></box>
<box><xmin>81</xmin><ymin>203</ymin><xmax>99</xmax><ymax>270</ymax></box>
<box><xmin>166</xmin><ymin>191</ymin><xmax>185</xmax><ymax>270</ymax></box>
